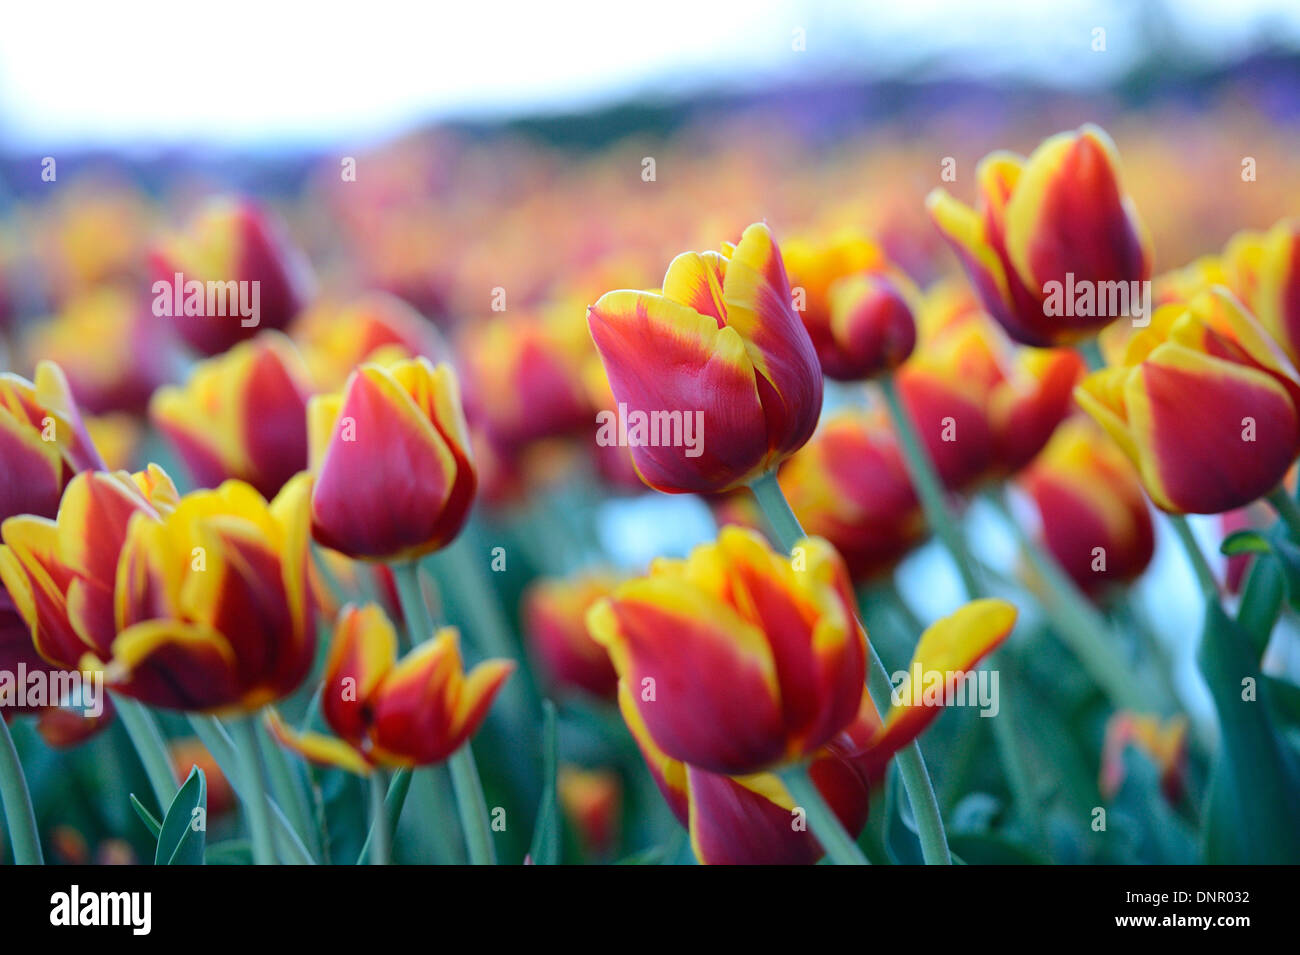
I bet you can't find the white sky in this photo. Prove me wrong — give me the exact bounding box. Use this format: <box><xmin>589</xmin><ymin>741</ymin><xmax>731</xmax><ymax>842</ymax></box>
<box><xmin>1</xmin><ymin>0</ymin><xmax>1298</xmax><ymax>150</ymax></box>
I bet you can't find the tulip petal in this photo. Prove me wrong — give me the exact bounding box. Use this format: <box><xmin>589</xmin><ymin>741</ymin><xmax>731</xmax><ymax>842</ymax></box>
<box><xmin>265</xmin><ymin>708</ymin><xmax>371</xmax><ymax>775</ymax></box>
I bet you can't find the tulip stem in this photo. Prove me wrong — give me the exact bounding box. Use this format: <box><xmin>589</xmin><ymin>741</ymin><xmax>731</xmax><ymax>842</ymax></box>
<box><xmin>1267</xmin><ymin>487</ymin><xmax>1300</xmax><ymax>542</ymax></box>
<box><xmin>227</xmin><ymin>716</ymin><xmax>277</xmax><ymax>865</ymax></box>
<box><xmin>1167</xmin><ymin>515</ymin><xmax>1220</xmax><ymax>604</ymax></box>
<box><xmin>368</xmin><ymin>770</ymin><xmax>390</xmax><ymax>865</ymax></box>
<box><xmin>776</xmin><ymin>763</ymin><xmax>869</xmax><ymax>865</ymax></box>
<box><xmin>878</xmin><ymin>376</ymin><xmax>983</xmax><ymax>597</ymax></box>
<box><xmin>448</xmin><ymin>744</ymin><xmax>496</xmax><ymax>865</ymax></box>
<box><xmin>748</xmin><ymin>469</ymin><xmax>953</xmax><ymax>865</ymax></box>
<box><xmin>0</xmin><ymin>717</ymin><xmax>42</xmax><ymax>864</ymax></box>
<box><xmin>357</xmin><ymin>768</ymin><xmax>412</xmax><ymax>864</ymax></box>
<box><xmin>111</xmin><ymin>694</ymin><xmax>179</xmax><ymax>813</ymax></box>
<box><xmin>394</xmin><ymin>561</ymin><xmax>433</xmax><ymax>646</ymax></box>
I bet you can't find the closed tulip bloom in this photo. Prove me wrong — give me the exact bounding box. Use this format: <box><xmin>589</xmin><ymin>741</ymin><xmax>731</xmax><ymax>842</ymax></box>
<box><xmin>309</xmin><ymin>356</ymin><xmax>476</xmax><ymax>561</ymax></box>
<box><xmin>524</xmin><ymin>572</ymin><xmax>620</xmax><ymax>699</ymax></box>
<box><xmin>150</xmin><ymin>198</ymin><xmax>312</xmax><ymax>355</ymax></box>
<box><xmin>151</xmin><ymin>333</ymin><xmax>312</xmax><ymax>499</ymax></box>
<box><xmin>290</xmin><ymin>292</ymin><xmax>447</xmax><ymax>392</ymax></box>
<box><xmin>103</xmin><ymin>474</ymin><xmax>314</xmax><ymax>712</ymax></box>
<box><xmin>586</xmin><ymin>526</ymin><xmax>865</xmax><ymax>776</ymax></box>
<box><xmin>267</xmin><ymin>603</ymin><xmax>512</xmax><ymax>773</ymax></box>
<box><xmin>557</xmin><ymin>767</ymin><xmax>622</xmax><ymax>857</ymax></box>
<box><xmin>1075</xmin><ymin>288</ymin><xmax>1300</xmax><ymax>514</ymax></box>
<box><xmin>782</xmin><ymin>232</ymin><xmax>917</xmax><ymax>380</ymax></box>
<box><xmin>1019</xmin><ymin>418</ymin><xmax>1155</xmax><ymax>595</ymax></box>
<box><xmin>897</xmin><ymin>301</ymin><xmax>1084</xmax><ymax>490</ymax></box>
<box><xmin>1237</xmin><ymin>219</ymin><xmax>1300</xmax><ymax>365</ymax></box>
<box><xmin>0</xmin><ymin>361</ymin><xmax>104</xmax><ymax>523</ymax></box>
<box><xmin>777</xmin><ymin>412</ymin><xmax>925</xmax><ymax>582</ymax></box>
<box><xmin>619</xmin><ymin>599</ymin><xmax>1016</xmax><ymax>864</ymax></box>
<box><xmin>1100</xmin><ymin>712</ymin><xmax>1189</xmax><ymax>805</ymax></box>
<box><xmin>587</xmin><ymin>222</ymin><xmax>823</xmax><ymax>493</ymax></box>
<box><xmin>927</xmin><ymin>125</ymin><xmax>1152</xmax><ymax>346</ymax></box>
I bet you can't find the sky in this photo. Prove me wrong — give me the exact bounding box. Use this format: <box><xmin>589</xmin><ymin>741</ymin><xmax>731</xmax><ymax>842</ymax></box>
<box><xmin>1</xmin><ymin>0</ymin><xmax>1298</xmax><ymax>150</ymax></box>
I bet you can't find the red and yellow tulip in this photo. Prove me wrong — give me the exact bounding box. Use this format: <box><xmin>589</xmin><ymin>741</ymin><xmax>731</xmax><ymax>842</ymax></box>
<box><xmin>1100</xmin><ymin>712</ymin><xmax>1188</xmax><ymax>805</ymax></box>
<box><xmin>150</xmin><ymin>333</ymin><xmax>313</xmax><ymax>499</ymax></box>
<box><xmin>524</xmin><ymin>572</ymin><xmax>619</xmax><ymax>700</ymax></box>
<box><xmin>1018</xmin><ymin>417</ymin><xmax>1154</xmax><ymax>595</ymax></box>
<box><xmin>1075</xmin><ymin>288</ymin><xmax>1300</xmax><ymax>513</ymax></box>
<box><xmin>613</xmin><ymin>595</ymin><xmax>1016</xmax><ymax>864</ymax></box>
<box><xmin>557</xmin><ymin>766</ymin><xmax>622</xmax><ymax>858</ymax></box>
<box><xmin>587</xmin><ymin>222</ymin><xmax>823</xmax><ymax>493</ymax></box>
<box><xmin>308</xmin><ymin>356</ymin><xmax>476</xmax><ymax>561</ymax></box>
<box><xmin>266</xmin><ymin>603</ymin><xmax>512</xmax><ymax>773</ymax></box>
<box><xmin>586</xmin><ymin>526</ymin><xmax>866</xmax><ymax>776</ymax></box>
<box><xmin>149</xmin><ymin>198</ymin><xmax>312</xmax><ymax>355</ymax></box>
<box><xmin>927</xmin><ymin>125</ymin><xmax>1152</xmax><ymax>346</ymax></box>
<box><xmin>0</xmin><ymin>361</ymin><xmax>105</xmax><ymax>523</ymax></box>
<box><xmin>778</xmin><ymin>411</ymin><xmax>925</xmax><ymax>582</ymax></box>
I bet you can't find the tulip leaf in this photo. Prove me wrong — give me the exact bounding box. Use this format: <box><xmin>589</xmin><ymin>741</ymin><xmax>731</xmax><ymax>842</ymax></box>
<box><xmin>1236</xmin><ymin>553</ymin><xmax>1285</xmax><ymax>661</ymax></box>
<box><xmin>129</xmin><ymin>793</ymin><xmax>163</xmax><ymax>839</ymax></box>
<box><xmin>1219</xmin><ymin>529</ymin><xmax>1273</xmax><ymax>556</ymax></box>
<box><xmin>1197</xmin><ymin>600</ymin><xmax>1300</xmax><ymax>863</ymax></box>
<box><xmin>527</xmin><ymin>700</ymin><xmax>560</xmax><ymax>865</ymax></box>
<box><xmin>205</xmin><ymin>840</ymin><xmax>254</xmax><ymax>865</ymax></box>
<box><xmin>155</xmin><ymin>766</ymin><xmax>207</xmax><ymax>866</ymax></box>
<box><xmin>1262</xmin><ymin>675</ymin><xmax>1300</xmax><ymax>730</ymax></box>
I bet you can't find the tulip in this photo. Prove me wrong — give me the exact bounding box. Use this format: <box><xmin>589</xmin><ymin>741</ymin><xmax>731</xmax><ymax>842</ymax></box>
<box><xmin>614</xmin><ymin>597</ymin><xmax>1016</xmax><ymax>864</ymax></box>
<box><xmin>587</xmin><ymin>222</ymin><xmax>823</xmax><ymax>493</ymax></box>
<box><xmin>266</xmin><ymin>603</ymin><xmax>512</xmax><ymax>773</ymax></box>
<box><xmin>777</xmin><ymin>411</ymin><xmax>925</xmax><ymax>582</ymax></box>
<box><xmin>586</xmin><ymin>526</ymin><xmax>866</xmax><ymax>775</ymax></box>
<box><xmin>308</xmin><ymin>356</ymin><xmax>476</xmax><ymax>561</ymax></box>
<box><xmin>1075</xmin><ymin>288</ymin><xmax>1300</xmax><ymax>513</ymax></box>
<box><xmin>523</xmin><ymin>572</ymin><xmax>619</xmax><ymax>699</ymax></box>
<box><xmin>149</xmin><ymin>198</ymin><xmax>312</xmax><ymax>355</ymax></box>
<box><xmin>1236</xmin><ymin>219</ymin><xmax>1300</xmax><ymax>365</ymax></box>
<box><xmin>459</xmin><ymin>305</ymin><xmax>594</xmax><ymax>451</ymax></box>
<box><xmin>557</xmin><ymin>766</ymin><xmax>621</xmax><ymax>857</ymax></box>
<box><xmin>1100</xmin><ymin>712</ymin><xmax>1188</xmax><ymax>805</ymax></box>
<box><xmin>0</xmin><ymin>361</ymin><xmax>105</xmax><ymax>523</ymax></box>
<box><xmin>927</xmin><ymin>125</ymin><xmax>1152</xmax><ymax>346</ymax></box>
<box><xmin>150</xmin><ymin>333</ymin><xmax>312</xmax><ymax>499</ymax></box>
<box><xmin>1</xmin><ymin>469</ymin><xmax>314</xmax><ymax>713</ymax></box>
<box><xmin>290</xmin><ymin>292</ymin><xmax>446</xmax><ymax>392</ymax></box>
<box><xmin>897</xmin><ymin>291</ymin><xmax>1084</xmax><ymax>491</ymax></box>
<box><xmin>1018</xmin><ymin>417</ymin><xmax>1154</xmax><ymax>596</ymax></box>
<box><xmin>781</xmin><ymin>231</ymin><xmax>917</xmax><ymax>379</ymax></box>
<box><xmin>22</xmin><ymin>286</ymin><xmax>175</xmax><ymax>415</ymax></box>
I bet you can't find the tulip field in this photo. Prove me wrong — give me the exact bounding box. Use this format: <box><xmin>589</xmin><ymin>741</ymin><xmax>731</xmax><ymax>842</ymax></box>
<box><xmin>1</xmin><ymin>8</ymin><xmax>1299</xmax><ymax>904</ymax></box>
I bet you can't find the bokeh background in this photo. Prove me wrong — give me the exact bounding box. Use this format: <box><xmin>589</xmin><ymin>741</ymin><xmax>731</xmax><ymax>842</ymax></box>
<box><xmin>2</xmin><ymin>0</ymin><xmax>1300</xmax><ymax>864</ymax></box>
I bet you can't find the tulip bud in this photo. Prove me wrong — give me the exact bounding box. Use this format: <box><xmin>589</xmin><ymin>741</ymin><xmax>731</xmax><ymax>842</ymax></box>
<box><xmin>1100</xmin><ymin>712</ymin><xmax>1188</xmax><ymax>805</ymax></box>
<box><xmin>524</xmin><ymin>572</ymin><xmax>620</xmax><ymax>699</ymax></box>
<box><xmin>927</xmin><ymin>125</ymin><xmax>1152</xmax><ymax>346</ymax></box>
<box><xmin>587</xmin><ymin>223</ymin><xmax>823</xmax><ymax>493</ymax></box>
<box><xmin>151</xmin><ymin>333</ymin><xmax>312</xmax><ymax>499</ymax></box>
<box><xmin>309</xmin><ymin>356</ymin><xmax>476</xmax><ymax>561</ymax></box>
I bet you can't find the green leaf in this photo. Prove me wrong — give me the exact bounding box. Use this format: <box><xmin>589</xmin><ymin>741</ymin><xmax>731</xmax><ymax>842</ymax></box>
<box><xmin>205</xmin><ymin>840</ymin><xmax>253</xmax><ymax>865</ymax></box>
<box><xmin>1262</xmin><ymin>675</ymin><xmax>1300</xmax><ymax>730</ymax></box>
<box><xmin>527</xmin><ymin>700</ymin><xmax>560</xmax><ymax>865</ymax></box>
<box><xmin>129</xmin><ymin>793</ymin><xmax>163</xmax><ymax>839</ymax></box>
<box><xmin>1197</xmin><ymin>600</ymin><xmax>1300</xmax><ymax>863</ymax></box>
<box><xmin>1220</xmin><ymin>529</ymin><xmax>1273</xmax><ymax>556</ymax></box>
<box><xmin>155</xmin><ymin>766</ymin><xmax>207</xmax><ymax>866</ymax></box>
<box><xmin>1237</xmin><ymin>554</ymin><xmax>1285</xmax><ymax>661</ymax></box>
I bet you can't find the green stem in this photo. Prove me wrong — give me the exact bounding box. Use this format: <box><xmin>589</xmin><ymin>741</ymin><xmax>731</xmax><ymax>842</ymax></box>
<box><xmin>0</xmin><ymin>717</ymin><xmax>42</xmax><ymax>864</ymax></box>
<box><xmin>1267</xmin><ymin>486</ymin><xmax>1300</xmax><ymax>541</ymax></box>
<box><xmin>987</xmin><ymin>492</ymin><xmax>1146</xmax><ymax>710</ymax></box>
<box><xmin>448</xmin><ymin>744</ymin><xmax>496</xmax><ymax>865</ymax></box>
<box><xmin>1167</xmin><ymin>515</ymin><xmax>1220</xmax><ymax>604</ymax></box>
<box><xmin>879</xmin><ymin>375</ymin><xmax>982</xmax><ymax>597</ymax></box>
<box><xmin>257</xmin><ymin>719</ymin><xmax>320</xmax><ymax>861</ymax></box>
<box><xmin>776</xmin><ymin>763</ymin><xmax>869</xmax><ymax>865</ymax></box>
<box><xmin>357</xmin><ymin>768</ymin><xmax>412</xmax><ymax>864</ymax></box>
<box><xmin>748</xmin><ymin>469</ymin><xmax>952</xmax><ymax>865</ymax></box>
<box><xmin>111</xmin><ymin>694</ymin><xmax>179</xmax><ymax>812</ymax></box>
<box><xmin>393</xmin><ymin>561</ymin><xmax>432</xmax><ymax>647</ymax></box>
<box><xmin>186</xmin><ymin>715</ymin><xmax>314</xmax><ymax>864</ymax></box>
<box><xmin>368</xmin><ymin>770</ymin><xmax>390</xmax><ymax>865</ymax></box>
<box><xmin>226</xmin><ymin>716</ymin><xmax>276</xmax><ymax>865</ymax></box>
